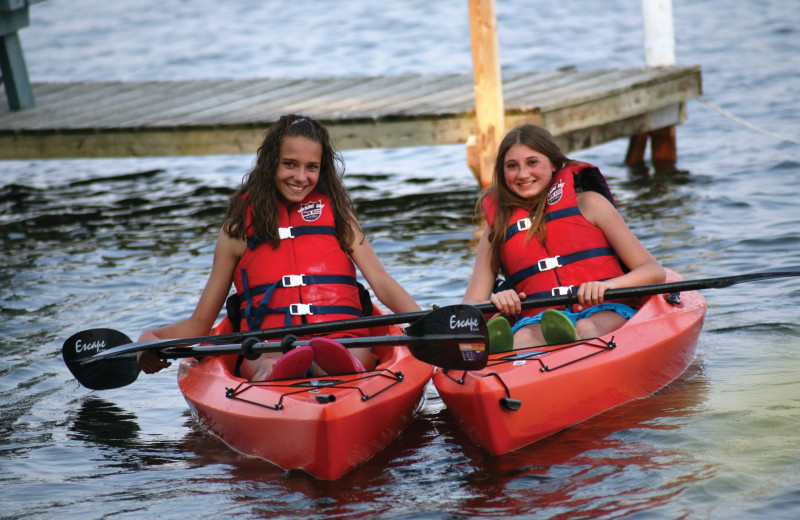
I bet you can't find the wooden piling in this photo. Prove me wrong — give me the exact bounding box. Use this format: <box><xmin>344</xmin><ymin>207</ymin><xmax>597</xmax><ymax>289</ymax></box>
<box><xmin>466</xmin><ymin>0</ymin><xmax>504</xmax><ymax>189</ymax></box>
<box><xmin>626</xmin><ymin>0</ymin><xmax>680</xmax><ymax>171</ymax></box>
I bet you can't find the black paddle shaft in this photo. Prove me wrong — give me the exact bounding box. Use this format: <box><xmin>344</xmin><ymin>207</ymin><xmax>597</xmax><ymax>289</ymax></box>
<box><xmin>67</xmin><ymin>267</ymin><xmax>800</xmax><ymax>358</ymax></box>
<box><xmin>597</xmin><ymin>268</ymin><xmax>800</xmax><ymax>298</ymax></box>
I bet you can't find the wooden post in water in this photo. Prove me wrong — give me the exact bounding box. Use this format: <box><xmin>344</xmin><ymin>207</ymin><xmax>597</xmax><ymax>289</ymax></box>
<box><xmin>0</xmin><ymin>0</ymin><xmax>37</xmax><ymax>110</ymax></box>
<box><xmin>642</xmin><ymin>0</ymin><xmax>676</xmax><ymax>67</ymax></box>
<box><xmin>466</xmin><ymin>0</ymin><xmax>504</xmax><ymax>189</ymax></box>
<box><xmin>626</xmin><ymin>0</ymin><xmax>678</xmax><ymax>171</ymax></box>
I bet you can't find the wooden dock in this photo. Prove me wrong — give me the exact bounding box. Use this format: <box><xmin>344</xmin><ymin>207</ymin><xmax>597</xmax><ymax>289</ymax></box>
<box><xmin>0</xmin><ymin>65</ymin><xmax>701</xmax><ymax>167</ymax></box>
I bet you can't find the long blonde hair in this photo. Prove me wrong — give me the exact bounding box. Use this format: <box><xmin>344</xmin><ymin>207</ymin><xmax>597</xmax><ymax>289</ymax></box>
<box><xmin>223</xmin><ymin>114</ymin><xmax>360</xmax><ymax>253</ymax></box>
<box><xmin>477</xmin><ymin>124</ymin><xmax>570</xmax><ymax>275</ymax></box>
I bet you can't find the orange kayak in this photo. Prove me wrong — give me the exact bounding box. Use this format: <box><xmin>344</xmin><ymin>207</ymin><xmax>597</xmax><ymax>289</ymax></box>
<box><xmin>432</xmin><ymin>269</ymin><xmax>707</xmax><ymax>456</ymax></box>
<box><xmin>177</xmin><ymin>320</ymin><xmax>433</xmax><ymax>480</ymax></box>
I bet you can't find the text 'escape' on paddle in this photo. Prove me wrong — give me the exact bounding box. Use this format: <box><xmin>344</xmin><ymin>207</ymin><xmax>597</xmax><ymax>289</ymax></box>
<box><xmin>63</xmin><ymin>304</ymin><xmax>489</xmax><ymax>390</ymax></box>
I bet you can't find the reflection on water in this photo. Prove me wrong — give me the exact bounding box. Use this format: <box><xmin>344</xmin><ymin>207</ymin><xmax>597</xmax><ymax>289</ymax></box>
<box><xmin>68</xmin><ymin>396</ymin><xmax>141</xmax><ymax>449</ymax></box>
<box><xmin>139</xmin><ymin>363</ymin><xmax>715</xmax><ymax>519</ymax></box>
<box><xmin>442</xmin><ymin>363</ymin><xmax>713</xmax><ymax>518</ymax></box>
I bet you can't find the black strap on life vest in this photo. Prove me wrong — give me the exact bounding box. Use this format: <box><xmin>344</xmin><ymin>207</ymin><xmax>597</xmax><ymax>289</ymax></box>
<box><xmin>247</xmin><ymin>225</ymin><xmax>337</xmax><ymax>250</ymax></box>
<box><xmin>504</xmin><ymin>207</ymin><xmax>582</xmax><ymax>242</ymax></box>
<box><xmin>508</xmin><ymin>247</ymin><xmax>617</xmax><ymax>286</ymax></box>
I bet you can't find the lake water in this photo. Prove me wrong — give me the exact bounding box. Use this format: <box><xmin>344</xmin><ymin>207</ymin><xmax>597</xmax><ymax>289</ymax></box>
<box><xmin>2</xmin><ymin>0</ymin><xmax>800</xmax><ymax>518</ymax></box>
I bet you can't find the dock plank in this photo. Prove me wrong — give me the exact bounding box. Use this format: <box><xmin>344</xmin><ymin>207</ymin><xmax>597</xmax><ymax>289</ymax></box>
<box><xmin>310</xmin><ymin>75</ymin><xmax>467</xmax><ymax>117</ymax></box>
<box><xmin>338</xmin><ymin>74</ymin><xmax>473</xmax><ymax>116</ymax></box>
<box><xmin>0</xmin><ymin>65</ymin><xmax>701</xmax><ymax>159</ymax></box>
<box><xmin>159</xmin><ymin>78</ymin><xmax>306</xmax><ymax>125</ymax></box>
<box><xmin>171</xmin><ymin>78</ymin><xmax>311</xmax><ymax>125</ymax></box>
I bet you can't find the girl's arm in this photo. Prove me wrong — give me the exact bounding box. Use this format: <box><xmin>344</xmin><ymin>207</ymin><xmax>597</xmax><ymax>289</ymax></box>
<box><xmin>462</xmin><ymin>226</ymin><xmax>525</xmax><ymax>316</ymax></box>
<box><xmin>576</xmin><ymin>191</ymin><xmax>666</xmax><ymax>308</ymax></box>
<box><xmin>349</xmin><ymin>227</ymin><xmax>421</xmax><ymax>314</ymax></box>
<box><xmin>137</xmin><ymin>228</ymin><xmax>245</xmax><ymax>372</ymax></box>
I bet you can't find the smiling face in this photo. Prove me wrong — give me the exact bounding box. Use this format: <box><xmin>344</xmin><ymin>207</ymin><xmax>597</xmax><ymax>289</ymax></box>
<box><xmin>502</xmin><ymin>143</ymin><xmax>557</xmax><ymax>200</ymax></box>
<box><xmin>275</xmin><ymin>136</ymin><xmax>323</xmax><ymax>204</ymax></box>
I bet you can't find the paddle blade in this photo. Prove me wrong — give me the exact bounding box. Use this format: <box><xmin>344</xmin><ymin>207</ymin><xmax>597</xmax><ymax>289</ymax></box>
<box><xmin>62</xmin><ymin>329</ymin><xmax>140</xmax><ymax>390</ymax></box>
<box><xmin>405</xmin><ymin>305</ymin><xmax>489</xmax><ymax>370</ymax></box>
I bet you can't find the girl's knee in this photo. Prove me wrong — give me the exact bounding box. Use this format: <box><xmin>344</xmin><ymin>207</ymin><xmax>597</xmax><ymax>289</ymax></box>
<box><xmin>353</xmin><ymin>347</ymin><xmax>376</xmax><ymax>370</ymax></box>
<box><xmin>240</xmin><ymin>353</ymin><xmax>280</xmax><ymax>381</ymax></box>
<box><xmin>574</xmin><ymin>319</ymin><xmax>595</xmax><ymax>339</ymax></box>
<box><xmin>575</xmin><ymin>312</ymin><xmax>626</xmax><ymax>339</ymax></box>
<box><xmin>513</xmin><ymin>324</ymin><xmax>545</xmax><ymax>348</ymax></box>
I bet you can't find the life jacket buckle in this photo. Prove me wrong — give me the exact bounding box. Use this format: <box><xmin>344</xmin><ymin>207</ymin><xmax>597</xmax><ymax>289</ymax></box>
<box><xmin>515</xmin><ymin>218</ymin><xmax>531</xmax><ymax>232</ymax></box>
<box><xmin>282</xmin><ymin>274</ymin><xmax>306</xmax><ymax>287</ymax></box>
<box><xmin>551</xmin><ymin>285</ymin><xmax>574</xmax><ymax>296</ymax></box>
<box><xmin>537</xmin><ymin>256</ymin><xmax>562</xmax><ymax>272</ymax></box>
<box><xmin>279</xmin><ymin>227</ymin><xmax>295</xmax><ymax>240</ymax></box>
<box><xmin>289</xmin><ymin>303</ymin><xmax>313</xmax><ymax>316</ymax></box>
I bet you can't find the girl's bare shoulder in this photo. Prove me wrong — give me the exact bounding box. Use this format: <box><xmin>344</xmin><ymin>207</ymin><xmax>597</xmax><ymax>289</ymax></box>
<box><xmin>577</xmin><ymin>190</ymin><xmax>619</xmax><ymax>222</ymax></box>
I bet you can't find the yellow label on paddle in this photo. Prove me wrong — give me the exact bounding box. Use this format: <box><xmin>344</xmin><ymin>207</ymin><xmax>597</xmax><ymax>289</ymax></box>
<box><xmin>458</xmin><ymin>343</ymin><xmax>486</xmax><ymax>362</ymax></box>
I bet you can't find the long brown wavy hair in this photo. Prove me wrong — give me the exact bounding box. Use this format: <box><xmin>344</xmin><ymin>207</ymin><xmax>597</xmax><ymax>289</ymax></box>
<box><xmin>223</xmin><ymin>114</ymin><xmax>360</xmax><ymax>253</ymax></box>
<box><xmin>477</xmin><ymin>124</ymin><xmax>570</xmax><ymax>275</ymax></box>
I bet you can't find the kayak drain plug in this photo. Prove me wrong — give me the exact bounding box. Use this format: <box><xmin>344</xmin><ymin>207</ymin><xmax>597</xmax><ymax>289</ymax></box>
<box><xmin>500</xmin><ymin>397</ymin><xmax>522</xmax><ymax>411</ymax></box>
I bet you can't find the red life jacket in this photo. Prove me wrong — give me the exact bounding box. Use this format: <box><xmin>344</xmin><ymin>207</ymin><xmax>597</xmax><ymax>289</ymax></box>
<box><xmin>233</xmin><ymin>191</ymin><xmax>366</xmax><ymax>336</ymax></box>
<box><xmin>482</xmin><ymin>162</ymin><xmax>634</xmax><ymax>316</ymax></box>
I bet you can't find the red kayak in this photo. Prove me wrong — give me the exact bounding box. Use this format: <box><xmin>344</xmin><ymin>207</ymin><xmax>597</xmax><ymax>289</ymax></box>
<box><xmin>432</xmin><ymin>269</ymin><xmax>707</xmax><ymax>455</ymax></box>
<box><xmin>177</xmin><ymin>319</ymin><xmax>433</xmax><ymax>480</ymax></box>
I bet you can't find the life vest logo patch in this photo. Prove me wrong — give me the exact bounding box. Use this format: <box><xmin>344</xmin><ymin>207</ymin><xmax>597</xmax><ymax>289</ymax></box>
<box><xmin>299</xmin><ymin>200</ymin><xmax>324</xmax><ymax>222</ymax></box>
<box><xmin>547</xmin><ymin>180</ymin><xmax>564</xmax><ymax>205</ymax></box>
